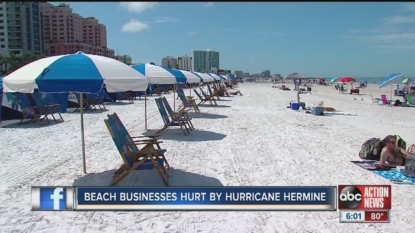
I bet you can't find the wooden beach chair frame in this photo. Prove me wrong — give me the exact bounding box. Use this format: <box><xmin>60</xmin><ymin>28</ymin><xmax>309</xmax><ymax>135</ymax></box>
<box><xmin>32</xmin><ymin>92</ymin><xmax>64</xmax><ymax>123</ymax></box>
<box><xmin>76</xmin><ymin>93</ymin><xmax>106</xmax><ymax>111</ymax></box>
<box><xmin>155</xmin><ymin>98</ymin><xmax>191</xmax><ymax>136</ymax></box>
<box><xmin>15</xmin><ymin>93</ymin><xmax>51</xmax><ymax>126</ymax></box>
<box><xmin>161</xmin><ymin>97</ymin><xmax>194</xmax><ymax>131</ymax></box>
<box><xmin>177</xmin><ymin>86</ymin><xmax>200</xmax><ymax>113</ymax></box>
<box><xmin>199</xmin><ymin>87</ymin><xmax>217</xmax><ymax>105</ymax></box>
<box><xmin>105</xmin><ymin>113</ymin><xmax>170</xmax><ymax>186</ymax></box>
<box><xmin>207</xmin><ymin>85</ymin><xmax>221</xmax><ymax>100</ymax></box>
<box><xmin>117</xmin><ymin>91</ymin><xmax>134</xmax><ymax>104</ymax></box>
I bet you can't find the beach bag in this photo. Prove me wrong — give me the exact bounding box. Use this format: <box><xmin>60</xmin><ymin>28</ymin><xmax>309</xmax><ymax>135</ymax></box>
<box><xmin>394</xmin><ymin>135</ymin><xmax>406</xmax><ymax>150</ymax></box>
<box><xmin>359</xmin><ymin>138</ymin><xmax>385</xmax><ymax>160</ymax></box>
<box><xmin>404</xmin><ymin>154</ymin><xmax>415</xmax><ymax>178</ymax></box>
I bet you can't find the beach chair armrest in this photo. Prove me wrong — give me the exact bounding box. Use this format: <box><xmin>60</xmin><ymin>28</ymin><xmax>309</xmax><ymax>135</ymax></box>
<box><xmin>131</xmin><ymin>134</ymin><xmax>162</xmax><ymax>138</ymax></box>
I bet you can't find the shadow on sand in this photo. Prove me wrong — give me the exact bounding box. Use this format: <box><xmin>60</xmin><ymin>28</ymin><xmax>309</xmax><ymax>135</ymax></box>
<box><xmin>323</xmin><ymin>112</ymin><xmax>358</xmax><ymax>117</ymax></box>
<box><xmin>72</xmin><ymin>168</ymin><xmax>224</xmax><ymax>186</ymax></box>
<box><xmin>188</xmin><ymin>112</ymin><xmax>228</xmax><ymax>119</ymax></box>
<box><xmin>143</xmin><ymin>129</ymin><xmax>227</xmax><ymax>141</ymax></box>
<box><xmin>199</xmin><ymin>104</ymin><xmax>231</xmax><ymax>108</ymax></box>
<box><xmin>0</xmin><ymin>119</ymin><xmax>63</xmax><ymax>129</ymax></box>
<box><xmin>66</xmin><ymin>109</ymin><xmax>109</xmax><ymax>114</ymax></box>
<box><xmin>104</xmin><ymin>102</ymin><xmax>134</xmax><ymax>106</ymax></box>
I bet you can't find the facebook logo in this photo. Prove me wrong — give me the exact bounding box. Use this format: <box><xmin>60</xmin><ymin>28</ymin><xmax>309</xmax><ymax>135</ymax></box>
<box><xmin>32</xmin><ymin>186</ymin><xmax>74</xmax><ymax>211</ymax></box>
<box><xmin>39</xmin><ymin>187</ymin><xmax>66</xmax><ymax>210</ymax></box>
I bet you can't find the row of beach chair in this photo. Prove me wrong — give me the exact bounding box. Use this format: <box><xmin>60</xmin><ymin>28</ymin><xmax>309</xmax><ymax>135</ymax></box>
<box><xmin>103</xmin><ymin>83</ymin><xmax>237</xmax><ymax>185</ymax></box>
<box><xmin>14</xmin><ymin>92</ymin><xmax>64</xmax><ymax>126</ymax></box>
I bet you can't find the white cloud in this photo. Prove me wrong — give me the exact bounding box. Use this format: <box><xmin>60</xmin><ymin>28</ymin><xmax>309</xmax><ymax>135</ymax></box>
<box><xmin>122</xmin><ymin>20</ymin><xmax>150</xmax><ymax>33</ymax></box>
<box><xmin>254</xmin><ymin>31</ymin><xmax>282</xmax><ymax>35</ymax></box>
<box><xmin>401</xmin><ymin>3</ymin><xmax>415</xmax><ymax>12</ymax></box>
<box><xmin>384</xmin><ymin>15</ymin><xmax>415</xmax><ymax>24</ymax></box>
<box><xmin>188</xmin><ymin>31</ymin><xmax>198</xmax><ymax>36</ymax></box>
<box><xmin>203</xmin><ymin>2</ymin><xmax>214</xmax><ymax>7</ymax></box>
<box><xmin>153</xmin><ymin>17</ymin><xmax>178</xmax><ymax>23</ymax></box>
<box><xmin>119</xmin><ymin>2</ymin><xmax>158</xmax><ymax>13</ymax></box>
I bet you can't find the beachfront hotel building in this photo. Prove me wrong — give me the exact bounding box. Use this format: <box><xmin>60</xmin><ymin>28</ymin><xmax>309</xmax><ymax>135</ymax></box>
<box><xmin>192</xmin><ymin>49</ymin><xmax>219</xmax><ymax>73</ymax></box>
<box><xmin>40</xmin><ymin>3</ymin><xmax>114</xmax><ymax>58</ymax></box>
<box><xmin>161</xmin><ymin>56</ymin><xmax>178</xmax><ymax>68</ymax></box>
<box><xmin>0</xmin><ymin>2</ymin><xmax>44</xmax><ymax>56</ymax></box>
<box><xmin>178</xmin><ymin>54</ymin><xmax>192</xmax><ymax>71</ymax></box>
<box><xmin>114</xmin><ymin>54</ymin><xmax>132</xmax><ymax>65</ymax></box>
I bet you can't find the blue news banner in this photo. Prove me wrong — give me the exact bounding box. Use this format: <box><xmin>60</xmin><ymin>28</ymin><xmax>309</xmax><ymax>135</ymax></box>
<box><xmin>31</xmin><ymin>186</ymin><xmax>336</xmax><ymax>211</ymax></box>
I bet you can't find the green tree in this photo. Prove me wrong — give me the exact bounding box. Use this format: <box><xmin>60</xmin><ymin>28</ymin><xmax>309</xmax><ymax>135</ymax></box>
<box><xmin>175</xmin><ymin>64</ymin><xmax>180</xmax><ymax>69</ymax></box>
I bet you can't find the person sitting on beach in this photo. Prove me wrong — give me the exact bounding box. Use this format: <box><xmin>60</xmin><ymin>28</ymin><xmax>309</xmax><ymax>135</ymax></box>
<box><xmin>380</xmin><ymin>135</ymin><xmax>409</xmax><ymax>167</ymax></box>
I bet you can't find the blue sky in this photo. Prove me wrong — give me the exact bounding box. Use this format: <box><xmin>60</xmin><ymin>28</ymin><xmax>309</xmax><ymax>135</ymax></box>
<box><xmin>59</xmin><ymin>2</ymin><xmax>415</xmax><ymax>77</ymax></box>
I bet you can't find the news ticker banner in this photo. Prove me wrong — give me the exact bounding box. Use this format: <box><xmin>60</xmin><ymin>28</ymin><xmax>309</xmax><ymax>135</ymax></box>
<box><xmin>31</xmin><ymin>186</ymin><xmax>336</xmax><ymax>211</ymax></box>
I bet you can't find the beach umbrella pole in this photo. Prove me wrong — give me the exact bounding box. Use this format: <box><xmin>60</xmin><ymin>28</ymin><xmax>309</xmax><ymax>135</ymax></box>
<box><xmin>80</xmin><ymin>93</ymin><xmax>87</xmax><ymax>174</ymax></box>
<box><xmin>173</xmin><ymin>84</ymin><xmax>176</xmax><ymax>113</ymax></box>
<box><xmin>145</xmin><ymin>89</ymin><xmax>148</xmax><ymax>130</ymax></box>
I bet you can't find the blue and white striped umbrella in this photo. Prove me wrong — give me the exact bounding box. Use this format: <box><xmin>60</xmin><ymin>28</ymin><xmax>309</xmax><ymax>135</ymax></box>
<box><xmin>192</xmin><ymin>72</ymin><xmax>215</xmax><ymax>83</ymax></box>
<box><xmin>208</xmin><ymin>73</ymin><xmax>223</xmax><ymax>81</ymax></box>
<box><xmin>378</xmin><ymin>73</ymin><xmax>404</xmax><ymax>88</ymax></box>
<box><xmin>179</xmin><ymin>70</ymin><xmax>203</xmax><ymax>83</ymax></box>
<box><xmin>3</xmin><ymin>51</ymin><xmax>149</xmax><ymax>93</ymax></box>
<box><xmin>131</xmin><ymin>63</ymin><xmax>186</xmax><ymax>84</ymax></box>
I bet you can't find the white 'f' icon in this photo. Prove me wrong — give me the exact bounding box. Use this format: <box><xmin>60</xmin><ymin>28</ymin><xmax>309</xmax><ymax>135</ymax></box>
<box><xmin>50</xmin><ymin>188</ymin><xmax>64</xmax><ymax>210</ymax></box>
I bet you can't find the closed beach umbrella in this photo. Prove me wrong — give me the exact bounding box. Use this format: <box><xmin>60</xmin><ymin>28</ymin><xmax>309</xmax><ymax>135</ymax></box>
<box><xmin>3</xmin><ymin>51</ymin><xmax>149</xmax><ymax>174</ymax></box>
<box><xmin>338</xmin><ymin>77</ymin><xmax>355</xmax><ymax>83</ymax></box>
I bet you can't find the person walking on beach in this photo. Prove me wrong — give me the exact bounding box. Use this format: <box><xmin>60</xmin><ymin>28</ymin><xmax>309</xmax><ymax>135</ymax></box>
<box><xmin>380</xmin><ymin>135</ymin><xmax>408</xmax><ymax>167</ymax></box>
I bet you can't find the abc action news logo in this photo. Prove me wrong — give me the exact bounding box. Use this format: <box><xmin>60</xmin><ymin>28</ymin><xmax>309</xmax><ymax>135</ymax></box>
<box><xmin>338</xmin><ymin>185</ymin><xmax>392</xmax><ymax>210</ymax></box>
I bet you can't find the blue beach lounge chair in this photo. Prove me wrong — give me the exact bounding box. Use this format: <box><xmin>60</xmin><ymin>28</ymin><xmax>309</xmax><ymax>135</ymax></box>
<box><xmin>161</xmin><ymin>97</ymin><xmax>194</xmax><ymax>131</ymax></box>
<box><xmin>15</xmin><ymin>93</ymin><xmax>51</xmax><ymax>125</ymax></box>
<box><xmin>155</xmin><ymin>98</ymin><xmax>191</xmax><ymax>136</ymax></box>
<box><xmin>105</xmin><ymin>113</ymin><xmax>170</xmax><ymax>186</ymax></box>
<box><xmin>32</xmin><ymin>92</ymin><xmax>64</xmax><ymax>123</ymax></box>
<box><xmin>199</xmin><ymin>87</ymin><xmax>217</xmax><ymax>105</ymax></box>
<box><xmin>177</xmin><ymin>85</ymin><xmax>200</xmax><ymax>113</ymax></box>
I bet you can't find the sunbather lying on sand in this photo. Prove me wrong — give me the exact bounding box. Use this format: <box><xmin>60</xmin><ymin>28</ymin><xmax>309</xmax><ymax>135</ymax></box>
<box><xmin>228</xmin><ymin>90</ymin><xmax>243</xmax><ymax>96</ymax></box>
<box><xmin>380</xmin><ymin>135</ymin><xmax>409</xmax><ymax>167</ymax></box>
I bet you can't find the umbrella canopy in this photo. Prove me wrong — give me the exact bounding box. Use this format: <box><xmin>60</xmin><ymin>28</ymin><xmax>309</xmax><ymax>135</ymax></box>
<box><xmin>131</xmin><ymin>63</ymin><xmax>186</xmax><ymax>84</ymax></box>
<box><xmin>178</xmin><ymin>70</ymin><xmax>203</xmax><ymax>83</ymax></box>
<box><xmin>284</xmin><ymin>73</ymin><xmax>308</xmax><ymax>79</ymax></box>
<box><xmin>330</xmin><ymin>77</ymin><xmax>339</xmax><ymax>83</ymax></box>
<box><xmin>3</xmin><ymin>52</ymin><xmax>149</xmax><ymax>93</ymax></box>
<box><xmin>402</xmin><ymin>78</ymin><xmax>412</xmax><ymax>84</ymax></box>
<box><xmin>378</xmin><ymin>73</ymin><xmax>404</xmax><ymax>88</ymax></box>
<box><xmin>208</xmin><ymin>73</ymin><xmax>223</xmax><ymax>81</ymax></box>
<box><xmin>221</xmin><ymin>75</ymin><xmax>230</xmax><ymax>80</ymax></box>
<box><xmin>193</xmin><ymin>72</ymin><xmax>215</xmax><ymax>82</ymax></box>
<box><xmin>338</xmin><ymin>77</ymin><xmax>355</xmax><ymax>83</ymax></box>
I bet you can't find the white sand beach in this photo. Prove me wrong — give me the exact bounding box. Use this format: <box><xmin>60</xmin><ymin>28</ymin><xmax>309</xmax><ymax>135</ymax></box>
<box><xmin>1</xmin><ymin>82</ymin><xmax>414</xmax><ymax>232</ymax></box>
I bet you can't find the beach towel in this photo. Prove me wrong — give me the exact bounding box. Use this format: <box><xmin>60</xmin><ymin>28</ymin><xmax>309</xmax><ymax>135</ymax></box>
<box><xmin>351</xmin><ymin>161</ymin><xmax>415</xmax><ymax>184</ymax></box>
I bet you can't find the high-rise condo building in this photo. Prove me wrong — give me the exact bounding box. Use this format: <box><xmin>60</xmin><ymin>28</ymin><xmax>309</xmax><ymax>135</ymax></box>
<box><xmin>177</xmin><ymin>54</ymin><xmax>192</xmax><ymax>71</ymax></box>
<box><xmin>192</xmin><ymin>49</ymin><xmax>219</xmax><ymax>73</ymax></box>
<box><xmin>0</xmin><ymin>2</ymin><xmax>44</xmax><ymax>56</ymax></box>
